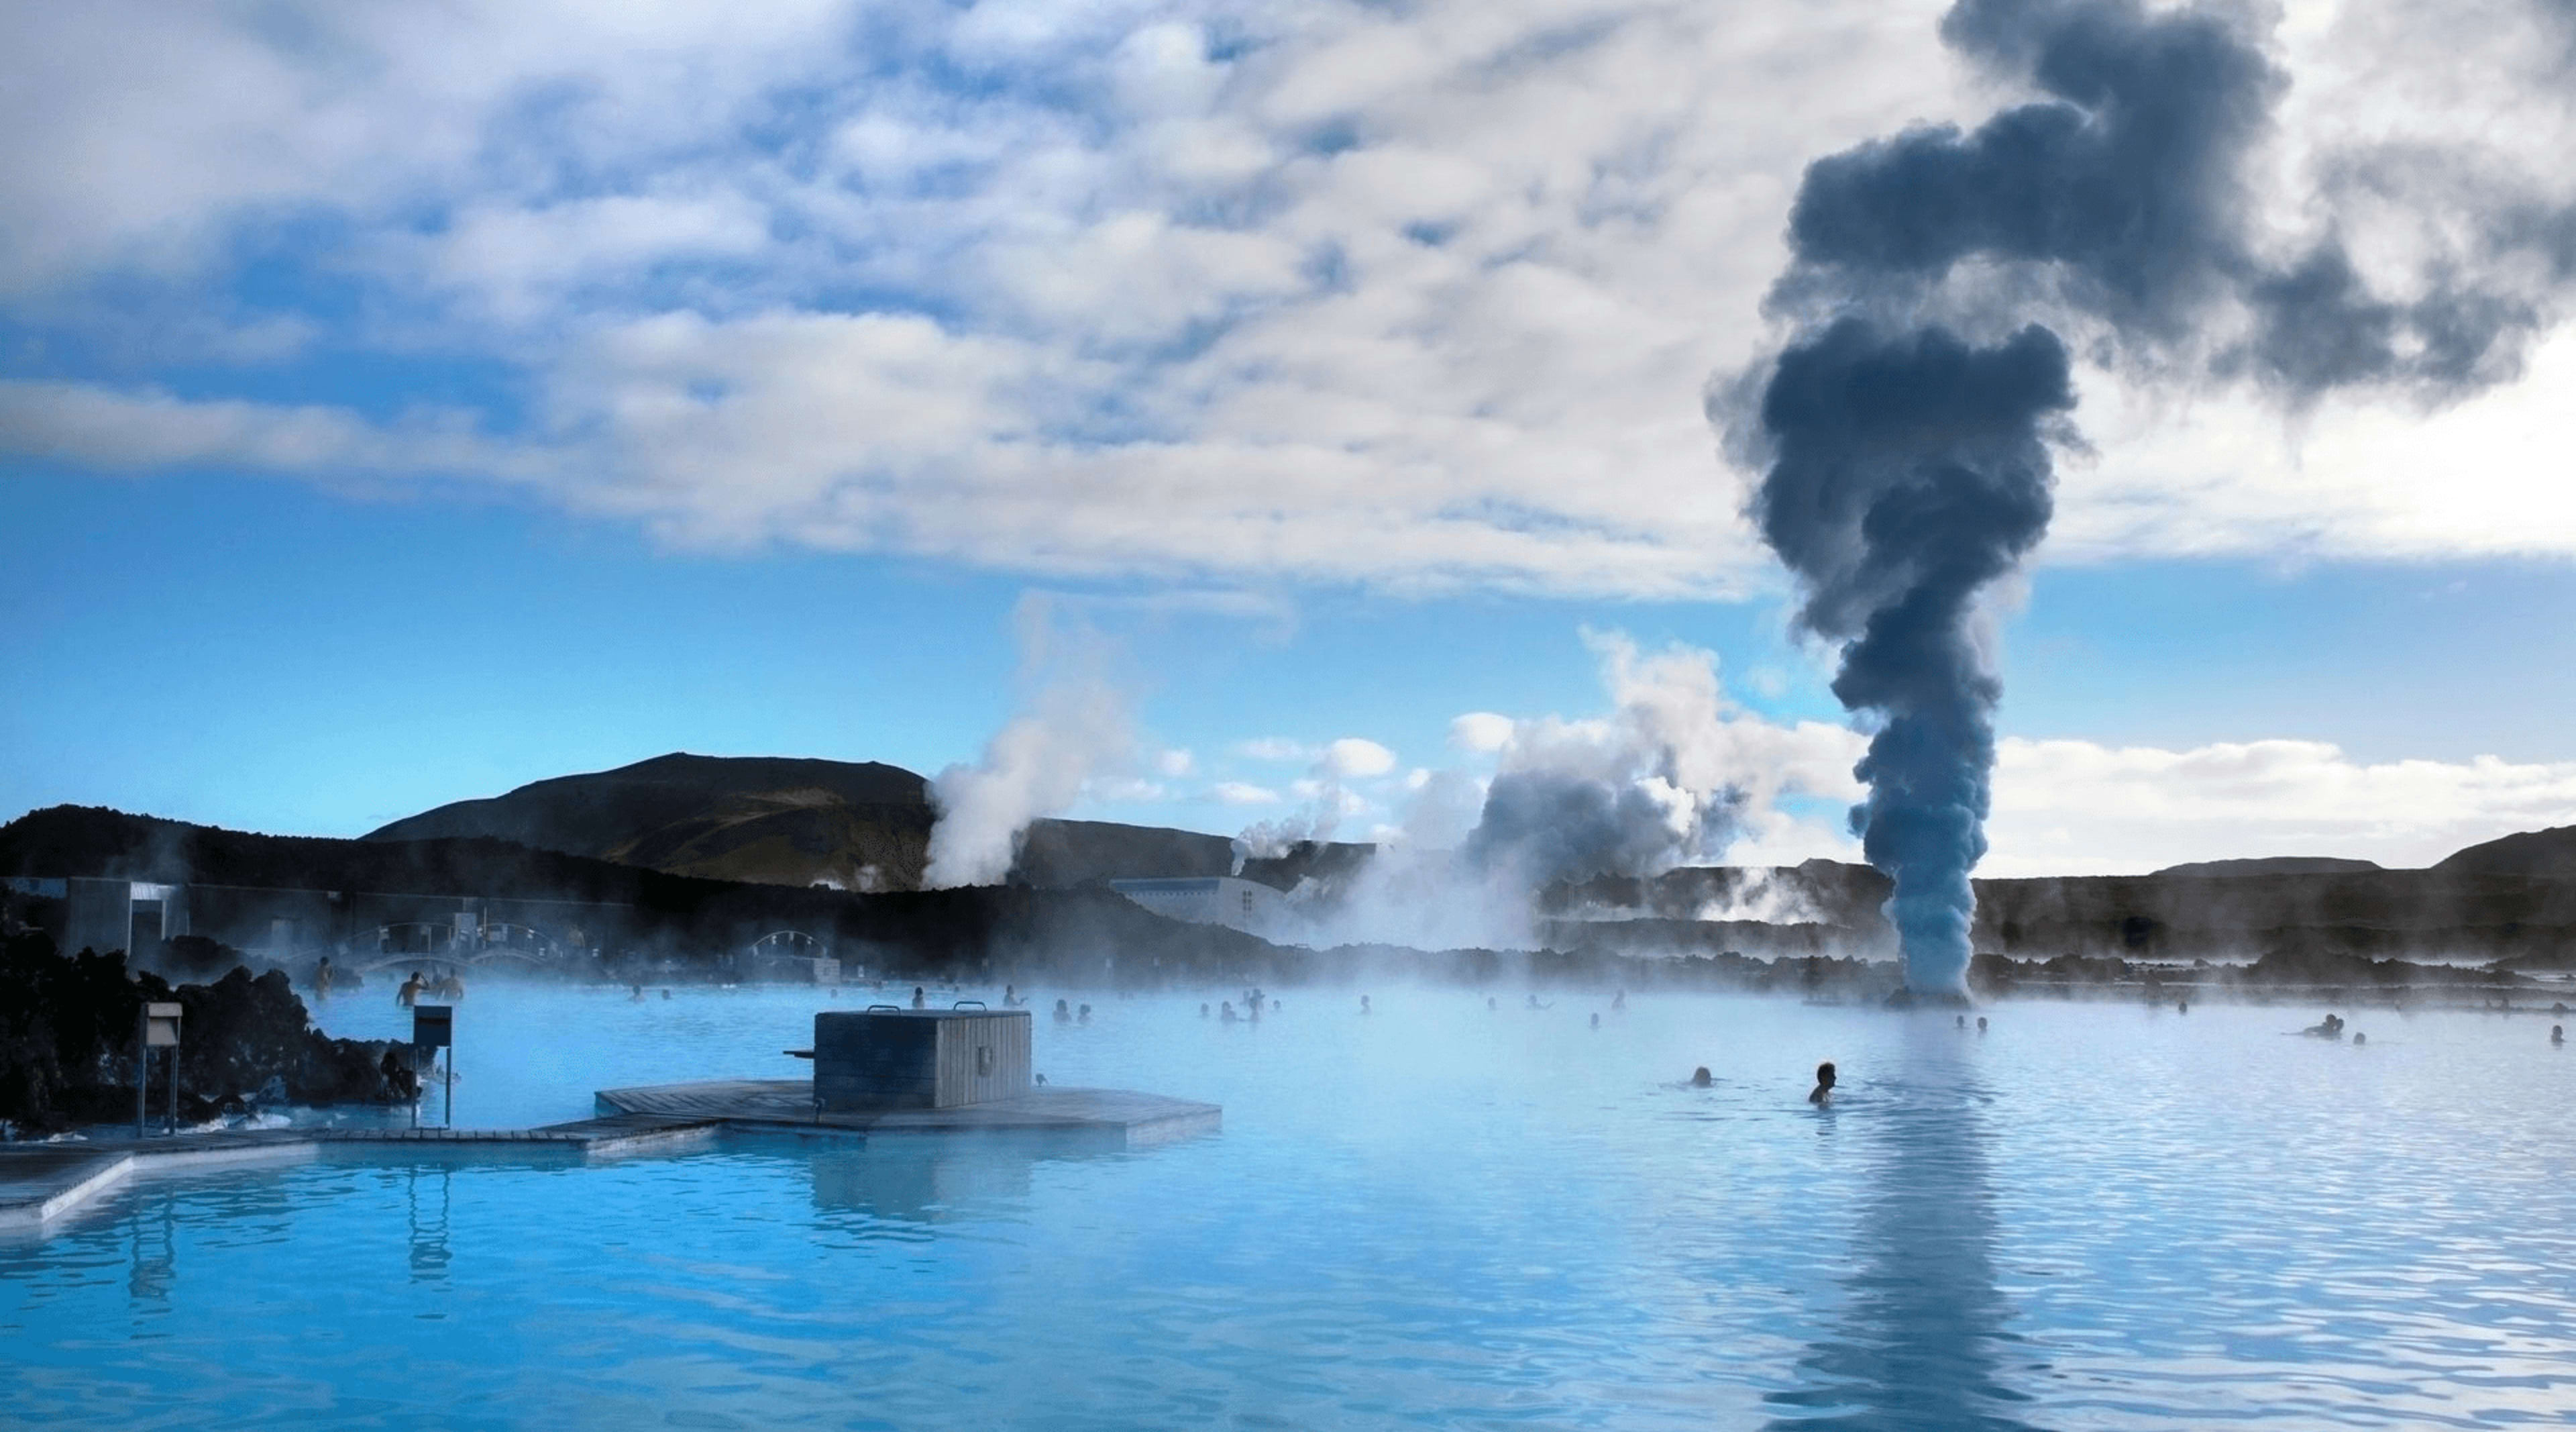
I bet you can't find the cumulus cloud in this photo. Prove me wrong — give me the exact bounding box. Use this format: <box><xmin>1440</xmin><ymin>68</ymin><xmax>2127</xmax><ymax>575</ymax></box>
<box><xmin>1318</xmin><ymin>737</ymin><xmax>1397</xmax><ymax>779</ymax></box>
<box><xmin>11</xmin><ymin>1</ymin><xmax>2567</xmax><ymax>588</ymax></box>
<box><xmin>1448</xmin><ymin>712</ymin><xmax>1516</xmax><ymax>753</ymax></box>
<box><xmin>1982</xmin><ymin>737</ymin><xmax>2576</xmax><ymax>876</ymax></box>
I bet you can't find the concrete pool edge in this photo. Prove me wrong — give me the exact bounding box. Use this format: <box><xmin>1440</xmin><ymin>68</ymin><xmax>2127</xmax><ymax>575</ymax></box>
<box><xmin>1</xmin><ymin>1082</ymin><xmax>1219</xmax><ymax>1234</ymax></box>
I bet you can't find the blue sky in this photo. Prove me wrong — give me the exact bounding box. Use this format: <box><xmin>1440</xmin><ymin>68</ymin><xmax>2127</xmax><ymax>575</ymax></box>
<box><xmin>5</xmin><ymin>0</ymin><xmax>2575</xmax><ymax>875</ymax></box>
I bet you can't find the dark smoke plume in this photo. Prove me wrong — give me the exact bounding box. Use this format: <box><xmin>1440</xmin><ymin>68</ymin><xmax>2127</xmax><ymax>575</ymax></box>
<box><xmin>1755</xmin><ymin>322</ymin><xmax>2070</xmax><ymax>993</ymax></box>
<box><xmin>1738</xmin><ymin>0</ymin><xmax>2576</xmax><ymax>994</ymax></box>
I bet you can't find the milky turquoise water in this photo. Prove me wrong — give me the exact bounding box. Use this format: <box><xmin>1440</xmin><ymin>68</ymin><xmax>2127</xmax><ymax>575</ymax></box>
<box><xmin>5</xmin><ymin>983</ymin><xmax>2575</xmax><ymax>1429</ymax></box>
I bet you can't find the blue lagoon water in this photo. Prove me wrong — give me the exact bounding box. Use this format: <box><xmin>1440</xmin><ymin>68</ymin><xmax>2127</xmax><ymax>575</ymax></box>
<box><xmin>5</xmin><ymin>985</ymin><xmax>2575</xmax><ymax>1429</ymax></box>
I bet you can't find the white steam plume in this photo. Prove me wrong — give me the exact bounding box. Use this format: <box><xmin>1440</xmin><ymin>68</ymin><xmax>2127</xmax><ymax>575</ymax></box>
<box><xmin>922</xmin><ymin>599</ymin><xmax>1136</xmax><ymax>889</ymax></box>
<box><xmin>1274</xmin><ymin>629</ymin><xmax>1858</xmax><ymax>951</ymax></box>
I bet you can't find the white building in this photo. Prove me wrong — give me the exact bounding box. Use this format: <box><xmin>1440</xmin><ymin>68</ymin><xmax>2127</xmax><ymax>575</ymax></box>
<box><xmin>1108</xmin><ymin>876</ymin><xmax>1287</xmax><ymax>933</ymax></box>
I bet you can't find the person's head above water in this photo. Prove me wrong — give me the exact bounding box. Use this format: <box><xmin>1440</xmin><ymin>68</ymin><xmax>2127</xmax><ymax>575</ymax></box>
<box><xmin>1976</xmin><ymin>1017</ymin><xmax>1988</xmax><ymax>1033</ymax></box>
<box><xmin>2555</xmin><ymin>1025</ymin><xmax>2566</xmax><ymax>1044</ymax></box>
<box><xmin>1689</xmin><ymin>1066</ymin><xmax>1712</xmax><ymax>1087</ymax></box>
<box><xmin>1809</xmin><ymin>1061</ymin><xmax>1837</xmax><ymax>1103</ymax></box>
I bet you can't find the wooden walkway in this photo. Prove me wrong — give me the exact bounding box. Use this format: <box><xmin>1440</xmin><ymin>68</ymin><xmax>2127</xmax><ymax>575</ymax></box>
<box><xmin>596</xmin><ymin>1079</ymin><xmax>1223</xmax><ymax>1148</ymax></box>
<box><xmin>3</xmin><ymin>1079</ymin><xmax>1216</xmax><ymax>1235</ymax></box>
<box><xmin>0</xmin><ymin>1112</ymin><xmax>724</xmax><ymax>1234</ymax></box>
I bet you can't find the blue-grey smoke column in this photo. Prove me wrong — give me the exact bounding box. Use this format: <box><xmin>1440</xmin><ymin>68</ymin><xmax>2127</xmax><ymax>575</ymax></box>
<box><xmin>1755</xmin><ymin>323</ymin><xmax>2070</xmax><ymax>996</ymax></box>
<box><xmin>1743</xmin><ymin>0</ymin><xmax>2272</xmax><ymax>997</ymax></box>
<box><xmin>1742</xmin><ymin>0</ymin><xmax>2576</xmax><ymax>995</ymax></box>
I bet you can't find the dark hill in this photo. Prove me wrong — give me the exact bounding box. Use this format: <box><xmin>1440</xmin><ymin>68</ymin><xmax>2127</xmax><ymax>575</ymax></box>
<box><xmin>1551</xmin><ymin>844</ymin><xmax>2576</xmax><ymax>965</ymax></box>
<box><xmin>364</xmin><ymin>753</ymin><xmax>1373</xmax><ymax>892</ymax></box>
<box><xmin>2151</xmin><ymin>856</ymin><xmax>2383</xmax><ymax>878</ymax></box>
<box><xmin>2434</xmin><ymin>824</ymin><xmax>2576</xmax><ymax>878</ymax></box>
<box><xmin>0</xmin><ymin>805</ymin><xmax>1293</xmax><ymax>981</ymax></box>
<box><xmin>365</xmin><ymin>752</ymin><xmax>935</xmax><ymax>890</ymax></box>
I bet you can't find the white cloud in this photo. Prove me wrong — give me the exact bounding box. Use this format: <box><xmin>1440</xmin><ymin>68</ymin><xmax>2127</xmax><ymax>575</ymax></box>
<box><xmin>1448</xmin><ymin>711</ymin><xmax>1516</xmax><ymax>754</ymax></box>
<box><xmin>5</xmin><ymin>1</ymin><xmax>2574</xmax><ymax>590</ymax></box>
<box><xmin>1210</xmin><ymin>781</ymin><xmax>1283</xmax><ymax>806</ymax></box>
<box><xmin>1155</xmin><ymin>748</ymin><xmax>1195</xmax><ymax>777</ymax></box>
<box><xmin>1318</xmin><ymin>737</ymin><xmax>1397</xmax><ymax>779</ymax></box>
<box><xmin>1980</xmin><ymin>737</ymin><xmax>2576</xmax><ymax>877</ymax></box>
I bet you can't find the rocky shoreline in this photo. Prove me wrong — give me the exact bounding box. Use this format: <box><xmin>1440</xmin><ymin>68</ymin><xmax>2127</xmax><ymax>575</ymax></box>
<box><xmin>0</xmin><ymin>930</ymin><xmax>414</xmax><ymax>1138</ymax></box>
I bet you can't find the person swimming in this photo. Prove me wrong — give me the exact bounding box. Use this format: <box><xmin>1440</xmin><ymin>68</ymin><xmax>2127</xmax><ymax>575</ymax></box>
<box><xmin>630</xmin><ymin>982</ymin><xmax>645</xmax><ymax>1002</ymax></box>
<box><xmin>1526</xmin><ymin>994</ymin><xmax>1550</xmax><ymax>1011</ymax></box>
<box><xmin>1975</xmin><ymin>1017</ymin><xmax>1988</xmax><ymax>1035</ymax></box>
<box><xmin>2554</xmin><ymin>1025</ymin><xmax>2566</xmax><ymax>1046</ymax></box>
<box><xmin>1589</xmin><ymin>1012</ymin><xmax>1600</xmax><ymax>1029</ymax></box>
<box><xmin>1055</xmin><ymin>999</ymin><xmax>1071</xmax><ymax>1023</ymax></box>
<box><xmin>1809</xmin><ymin>1061</ymin><xmax>1837</xmax><ymax>1105</ymax></box>
<box><xmin>2302</xmin><ymin>1013</ymin><xmax>2345</xmax><ymax>1039</ymax></box>
<box><xmin>396</xmin><ymin>971</ymin><xmax>424</xmax><ymax>1007</ymax></box>
<box><xmin>1221</xmin><ymin>1001</ymin><xmax>1238</xmax><ymax>1023</ymax></box>
<box><xmin>2178</xmin><ymin>999</ymin><xmax>2190</xmax><ymax>1015</ymax></box>
<box><xmin>1955</xmin><ymin>1015</ymin><xmax>1966</xmax><ymax>1029</ymax></box>
<box><xmin>1688</xmin><ymin>1066</ymin><xmax>1713</xmax><ymax>1088</ymax></box>
<box><xmin>1077</xmin><ymin>1003</ymin><xmax>1092</xmax><ymax>1024</ymax></box>
<box><xmin>1360</xmin><ymin>995</ymin><xmax>1371</xmax><ymax>1015</ymax></box>
<box><xmin>911</xmin><ymin>986</ymin><xmax>927</xmax><ymax>1009</ymax></box>
<box><xmin>2353</xmin><ymin>1032</ymin><xmax>2367</xmax><ymax>1046</ymax></box>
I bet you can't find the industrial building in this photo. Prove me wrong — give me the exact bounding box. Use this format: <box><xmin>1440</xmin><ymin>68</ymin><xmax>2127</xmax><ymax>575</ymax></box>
<box><xmin>1106</xmin><ymin>876</ymin><xmax>1286</xmax><ymax>933</ymax></box>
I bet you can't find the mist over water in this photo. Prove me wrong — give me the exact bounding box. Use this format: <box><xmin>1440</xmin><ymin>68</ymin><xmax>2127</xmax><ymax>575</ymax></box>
<box><xmin>8</xmin><ymin>985</ymin><xmax>2576</xmax><ymax>1429</ymax></box>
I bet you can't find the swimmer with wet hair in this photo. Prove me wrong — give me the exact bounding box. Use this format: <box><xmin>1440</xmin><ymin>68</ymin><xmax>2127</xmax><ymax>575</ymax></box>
<box><xmin>1809</xmin><ymin>1062</ymin><xmax>1837</xmax><ymax>1105</ymax></box>
<box><xmin>2555</xmin><ymin>1025</ymin><xmax>2566</xmax><ymax>1046</ymax></box>
<box><xmin>1976</xmin><ymin>1017</ymin><xmax>1988</xmax><ymax>1034</ymax></box>
<box><xmin>1688</xmin><ymin>1067</ymin><xmax>1713</xmax><ymax>1088</ymax></box>
<box><xmin>1055</xmin><ymin>999</ymin><xmax>1071</xmax><ymax>1023</ymax></box>
<box><xmin>2353</xmin><ymin>1032</ymin><xmax>2367</xmax><ymax>1046</ymax></box>
<box><xmin>912</xmin><ymin>986</ymin><xmax>927</xmax><ymax>1009</ymax></box>
<box><xmin>1220</xmin><ymin>1001</ymin><xmax>1238</xmax><ymax>1023</ymax></box>
<box><xmin>1078</xmin><ymin>1003</ymin><xmax>1092</xmax><ymax>1024</ymax></box>
<box><xmin>1955</xmin><ymin>1015</ymin><xmax>1966</xmax><ymax>1029</ymax></box>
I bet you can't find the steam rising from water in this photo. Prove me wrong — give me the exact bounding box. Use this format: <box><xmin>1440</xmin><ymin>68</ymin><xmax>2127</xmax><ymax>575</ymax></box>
<box><xmin>1275</xmin><ymin>633</ymin><xmax>1854</xmax><ymax>951</ymax></box>
<box><xmin>924</xmin><ymin>601</ymin><xmax>1134</xmax><ymax>890</ymax></box>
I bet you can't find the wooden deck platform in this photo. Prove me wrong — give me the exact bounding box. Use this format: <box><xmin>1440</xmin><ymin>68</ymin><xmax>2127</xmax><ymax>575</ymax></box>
<box><xmin>2</xmin><ymin>1080</ymin><xmax>1216</xmax><ymax>1235</ymax></box>
<box><xmin>595</xmin><ymin>1079</ymin><xmax>1223</xmax><ymax>1149</ymax></box>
